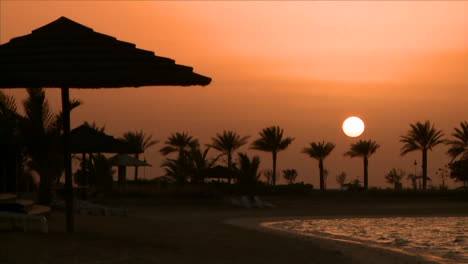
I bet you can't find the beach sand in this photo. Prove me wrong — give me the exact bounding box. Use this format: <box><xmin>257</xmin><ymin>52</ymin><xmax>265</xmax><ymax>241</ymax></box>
<box><xmin>1</xmin><ymin>195</ymin><xmax>467</xmax><ymax>264</ymax></box>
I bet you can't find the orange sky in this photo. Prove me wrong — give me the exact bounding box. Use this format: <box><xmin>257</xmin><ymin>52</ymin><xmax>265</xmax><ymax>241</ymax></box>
<box><xmin>1</xmin><ymin>1</ymin><xmax>468</xmax><ymax>188</ymax></box>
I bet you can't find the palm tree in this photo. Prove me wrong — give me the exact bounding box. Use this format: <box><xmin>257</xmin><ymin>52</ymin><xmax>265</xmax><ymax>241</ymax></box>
<box><xmin>235</xmin><ymin>152</ymin><xmax>261</xmax><ymax>197</ymax></box>
<box><xmin>282</xmin><ymin>169</ymin><xmax>298</xmax><ymax>184</ymax></box>
<box><xmin>160</xmin><ymin>132</ymin><xmax>199</xmax><ymax>159</ymax></box>
<box><xmin>161</xmin><ymin>158</ymin><xmax>189</xmax><ymax>184</ymax></box>
<box><xmin>251</xmin><ymin>126</ymin><xmax>294</xmax><ymax>185</ymax></box>
<box><xmin>0</xmin><ymin>88</ymin><xmax>82</xmax><ymax>202</ymax></box>
<box><xmin>186</xmin><ymin>145</ymin><xmax>222</xmax><ymax>183</ymax></box>
<box><xmin>302</xmin><ymin>141</ymin><xmax>335</xmax><ymax>191</ymax></box>
<box><xmin>335</xmin><ymin>172</ymin><xmax>347</xmax><ymax>189</ymax></box>
<box><xmin>121</xmin><ymin>130</ymin><xmax>158</xmax><ymax>181</ymax></box>
<box><xmin>344</xmin><ymin>139</ymin><xmax>380</xmax><ymax>190</ymax></box>
<box><xmin>0</xmin><ymin>91</ymin><xmax>23</xmax><ymax>193</ymax></box>
<box><xmin>161</xmin><ymin>144</ymin><xmax>221</xmax><ymax>184</ymax></box>
<box><xmin>446</xmin><ymin>121</ymin><xmax>468</xmax><ymax>160</ymax></box>
<box><xmin>400</xmin><ymin>121</ymin><xmax>444</xmax><ymax>190</ymax></box>
<box><xmin>385</xmin><ymin>168</ymin><xmax>405</xmax><ymax>190</ymax></box>
<box><xmin>209</xmin><ymin>130</ymin><xmax>249</xmax><ymax>183</ymax></box>
<box><xmin>22</xmin><ymin>88</ymin><xmax>81</xmax><ymax>203</ymax></box>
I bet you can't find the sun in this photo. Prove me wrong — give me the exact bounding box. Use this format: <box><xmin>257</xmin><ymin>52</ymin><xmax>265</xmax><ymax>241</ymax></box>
<box><xmin>342</xmin><ymin>116</ymin><xmax>365</xmax><ymax>137</ymax></box>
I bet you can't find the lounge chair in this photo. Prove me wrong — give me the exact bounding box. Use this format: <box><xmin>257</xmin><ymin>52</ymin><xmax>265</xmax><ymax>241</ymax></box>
<box><xmin>240</xmin><ymin>196</ymin><xmax>253</xmax><ymax>209</ymax></box>
<box><xmin>253</xmin><ymin>196</ymin><xmax>275</xmax><ymax>208</ymax></box>
<box><xmin>0</xmin><ymin>202</ymin><xmax>50</xmax><ymax>233</ymax></box>
<box><xmin>229</xmin><ymin>197</ymin><xmax>242</xmax><ymax>207</ymax></box>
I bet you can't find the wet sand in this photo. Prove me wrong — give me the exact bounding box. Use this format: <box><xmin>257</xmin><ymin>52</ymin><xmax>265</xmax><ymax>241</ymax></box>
<box><xmin>1</xmin><ymin>196</ymin><xmax>467</xmax><ymax>264</ymax></box>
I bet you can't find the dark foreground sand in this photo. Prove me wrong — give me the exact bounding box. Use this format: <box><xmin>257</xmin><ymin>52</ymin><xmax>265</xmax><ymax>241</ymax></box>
<box><xmin>1</xmin><ymin>196</ymin><xmax>467</xmax><ymax>264</ymax></box>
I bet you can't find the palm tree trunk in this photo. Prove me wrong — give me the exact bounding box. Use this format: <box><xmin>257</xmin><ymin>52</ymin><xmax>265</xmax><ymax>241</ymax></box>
<box><xmin>118</xmin><ymin>166</ymin><xmax>126</xmax><ymax>185</ymax></box>
<box><xmin>319</xmin><ymin>159</ymin><xmax>324</xmax><ymax>191</ymax></box>
<box><xmin>82</xmin><ymin>153</ymin><xmax>87</xmax><ymax>185</ymax></box>
<box><xmin>227</xmin><ymin>152</ymin><xmax>232</xmax><ymax>184</ymax></box>
<box><xmin>134</xmin><ymin>153</ymin><xmax>139</xmax><ymax>182</ymax></box>
<box><xmin>363</xmin><ymin>156</ymin><xmax>368</xmax><ymax>189</ymax></box>
<box><xmin>422</xmin><ymin>148</ymin><xmax>427</xmax><ymax>190</ymax></box>
<box><xmin>61</xmin><ymin>87</ymin><xmax>74</xmax><ymax>233</ymax></box>
<box><xmin>272</xmin><ymin>151</ymin><xmax>277</xmax><ymax>185</ymax></box>
<box><xmin>38</xmin><ymin>173</ymin><xmax>51</xmax><ymax>204</ymax></box>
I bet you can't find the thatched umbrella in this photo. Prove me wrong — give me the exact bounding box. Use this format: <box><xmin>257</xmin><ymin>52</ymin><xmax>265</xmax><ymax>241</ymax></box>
<box><xmin>108</xmin><ymin>154</ymin><xmax>151</xmax><ymax>184</ymax></box>
<box><xmin>70</xmin><ymin>123</ymin><xmax>142</xmax><ymax>154</ymax></box>
<box><xmin>70</xmin><ymin>122</ymin><xmax>142</xmax><ymax>186</ymax></box>
<box><xmin>200</xmin><ymin>165</ymin><xmax>238</xmax><ymax>182</ymax></box>
<box><xmin>0</xmin><ymin>17</ymin><xmax>211</xmax><ymax>232</ymax></box>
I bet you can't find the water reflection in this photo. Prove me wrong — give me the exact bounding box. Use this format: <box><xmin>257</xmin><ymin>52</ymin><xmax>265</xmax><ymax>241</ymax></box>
<box><xmin>263</xmin><ymin>217</ymin><xmax>468</xmax><ymax>264</ymax></box>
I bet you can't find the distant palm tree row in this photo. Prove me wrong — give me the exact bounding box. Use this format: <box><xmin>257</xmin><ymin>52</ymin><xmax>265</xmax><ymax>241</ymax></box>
<box><xmin>2</xmin><ymin>88</ymin><xmax>467</xmax><ymax>202</ymax></box>
<box><xmin>153</xmin><ymin>121</ymin><xmax>467</xmax><ymax>190</ymax></box>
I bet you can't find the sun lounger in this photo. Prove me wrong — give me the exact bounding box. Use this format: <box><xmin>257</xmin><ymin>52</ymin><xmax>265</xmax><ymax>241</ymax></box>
<box><xmin>240</xmin><ymin>196</ymin><xmax>253</xmax><ymax>209</ymax></box>
<box><xmin>229</xmin><ymin>197</ymin><xmax>242</xmax><ymax>207</ymax></box>
<box><xmin>0</xmin><ymin>193</ymin><xmax>17</xmax><ymax>203</ymax></box>
<box><xmin>0</xmin><ymin>203</ymin><xmax>50</xmax><ymax>233</ymax></box>
<box><xmin>253</xmin><ymin>196</ymin><xmax>275</xmax><ymax>208</ymax></box>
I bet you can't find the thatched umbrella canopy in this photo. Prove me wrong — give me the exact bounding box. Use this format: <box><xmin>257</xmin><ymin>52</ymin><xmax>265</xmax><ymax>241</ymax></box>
<box><xmin>109</xmin><ymin>154</ymin><xmax>151</xmax><ymax>184</ymax></box>
<box><xmin>200</xmin><ymin>165</ymin><xmax>238</xmax><ymax>182</ymax></box>
<box><xmin>0</xmin><ymin>17</ymin><xmax>211</xmax><ymax>232</ymax></box>
<box><xmin>108</xmin><ymin>154</ymin><xmax>151</xmax><ymax>167</ymax></box>
<box><xmin>70</xmin><ymin>123</ymin><xmax>142</xmax><ymax>154</ymax></box>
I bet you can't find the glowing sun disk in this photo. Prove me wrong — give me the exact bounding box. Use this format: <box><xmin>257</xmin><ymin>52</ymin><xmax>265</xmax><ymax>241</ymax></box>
<box><xmin>343</xmin><ymin>116</ymin><xmax>365</xmax><ymax>137</ymax></box>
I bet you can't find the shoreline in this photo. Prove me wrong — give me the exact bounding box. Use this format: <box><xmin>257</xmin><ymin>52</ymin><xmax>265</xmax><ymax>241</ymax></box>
<box><xmin>225</xmin><ymin>215</ymin><xmax>465</xmax><ymax>264</ymax></box>
<box><xmin>2</xmin><ymin>196</ymin><xmax>467</xmax><ymax>264</ymax></box>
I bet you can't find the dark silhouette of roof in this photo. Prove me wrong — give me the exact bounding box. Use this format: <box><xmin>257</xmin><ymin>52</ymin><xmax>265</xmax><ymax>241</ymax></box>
<box><xmin>200</xmin><ymin>165</ymin><xmax>237</xmax><ymax>179</ymax></box>
<box><xmin>108</xmin><ymin>154</ymin><xmax>151</xmax><ymax>167</ymax></box>
<box><xmin>0</xmin><ymin>16</ymin><xmax>211</xmax><ymax>88</ymax></box>
<box><xmin>0</xmin><ymin>16</ymin><xmax>211</xmax><ymax>233</ymax></box>
<box><xmin>70</xmin><ymin>123</ymin><xmax>142</xmax><ymax>154</ymax></box>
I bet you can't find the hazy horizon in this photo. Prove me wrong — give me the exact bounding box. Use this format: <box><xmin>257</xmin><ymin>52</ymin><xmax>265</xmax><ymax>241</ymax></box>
<box><xmin>1</xmin><ymin>1</ymin><xmax>467</xmax><ymax>188</ymax></box>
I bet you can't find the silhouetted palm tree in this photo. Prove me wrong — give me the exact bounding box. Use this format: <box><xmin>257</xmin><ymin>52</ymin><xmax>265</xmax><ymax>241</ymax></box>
<box><xmin>400</xmin><ymin>121</ymin><xmax>444</xmax><ymax>190</ymax></box>
<box><xmin>0</xmin><ymin>91</ymin><xmax>20</xmax><ymax>120</ymax></box>
<box><xmin>0</xmin><ymin>91</ymin><xmax>24</xmax><ymax>193</ymax></box>
<box><xmin>161</xmin><ymin>144</ymin><xmax>221</xmax><ymax>184</ymax></box>
<box><xmin>161</xmin><ymin>158</ymin><xmax>189</xmax><ymax>184</ymax></box>
<box><xmin>121</xmin><ymin>130</ymin><xmax>158</xmax><ymax>181</ymax></box>
<box><xmin>282</xmin><ymin>169</ymin><xmax>298</xmax><ymax>184</ymax></box>
<box><xmin>344</xmin><ymin>139</ymin><xmax>380</xmax><ymax>190</ymax></box>
<box><xmin>385</xmin><ymin>168</ymin><xmax>405</xmax><ymax>190</ymax></box>
<box><xmin>446</xmin><ymin>121</ymin><xmax>468</xmax><ymax>160</ymax></box>
<box><xmin>22</xmin><ymin>88</ymin><xmax>81</xmax><ymax>203</ymax></box>
<box><xmin>160</xmin><ymin>132</ymin><xmax>199</xmax><ymax>159</ymax></box>
<box><xmin>251</xmin><ymin>126</ymin><xmax>294</xmax><ymax>185</ymax></box>
<box><xmin>236</xmin><ymin>152</ymin><xmax>261</xmax><ymax>197</ymax></box>
<box><xmin>1</xmin><ymin>88</ymin><xmax>82</xmax><ymax>202</ymax></box>
<box><xmin>209</xmin><ymin>130</ymin><xmax>249</xmax><ymax>183</ymax></box>
<box><xmin>335</xmin><ymin>172</ymin><xmax>347</xmax><ymax>189</ymax></box>
<box><xmin>302</xmin><ymin>141</ymin><xmax>335</xmax><ymax>191</ymax></box>
<box><xmin>187</xmin><ymin>145</ymin><xmax>222</xmax><ymax>183</ymax></box>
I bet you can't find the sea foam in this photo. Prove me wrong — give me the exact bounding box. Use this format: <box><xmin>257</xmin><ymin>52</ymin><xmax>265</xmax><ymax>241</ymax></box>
<box><xmin>263</xmin><ymin>216</ymin><xmax>468</xmax><ymax>264</ymax></box>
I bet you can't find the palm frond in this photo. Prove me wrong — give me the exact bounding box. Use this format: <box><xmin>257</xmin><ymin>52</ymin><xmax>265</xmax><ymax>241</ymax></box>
<box><xmin>344</xmin><ymin>139</ymin><xmax>380</xmax><ymax>158</ymax></box>
<box><xmin>400</xmin><ymin>121</ymin><xmax>444</xmax><ymax>156</ymax></box>
<box><xmin>251</xmin><ymin>126</ymin><xmax>294</xmax><ymax>152</ymax></box>
<box><xmin>302</xmin><ymin>141</ymin><xmax>335</xmax><ymax>160</ymax></box>
<box><xmin>446</xmin><ymin>121</ymin><xmax>468</xmax><ymax>160</ymax></box>
<box><xmin>121</xmin><ymin>130</ymin><xmax>158</xmax><ymax>152</ymax></box>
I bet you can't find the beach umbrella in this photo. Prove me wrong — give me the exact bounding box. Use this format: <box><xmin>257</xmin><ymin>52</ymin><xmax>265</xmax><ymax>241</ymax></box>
<box><xmin>108</xmin><ymin>154</ymin><xmax>151</xmax><ymax>184</ymax></box>
<box><xmin>70</xmin><ymin>122</ymin><xmax>142</xmax><ymax>186</ymax></box>
<box><xmin>70</xmin><ymin>123</ymin><xmax>142</xmax><ymax>154</ymax></box>
<box><xmin>200</xmin><ymin>165</ymin><xmax>238</xmax><ymax>182</ymax></box>
<box><xmin>0</xmin><ymin>17</ymin><xmax>211</xmax><ymax>232</ymax></box>
<box><xmin>108</xmin><ymin>154</ymin><xmax>152</xmax><ymax>167</ymax></box>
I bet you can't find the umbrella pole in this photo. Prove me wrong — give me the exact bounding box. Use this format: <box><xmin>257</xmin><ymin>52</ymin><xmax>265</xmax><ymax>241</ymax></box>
<box><xmin>61</xmin><ymin>87</ymin><xmax>74</xmax><ymax>232</ymax></box>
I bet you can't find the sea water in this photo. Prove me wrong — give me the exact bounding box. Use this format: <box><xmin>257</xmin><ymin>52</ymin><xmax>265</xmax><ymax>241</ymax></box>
<box><xmin>263</xmin><ymin>217</ymin><xmax>468</xmax><ymax>264</ymax></box>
